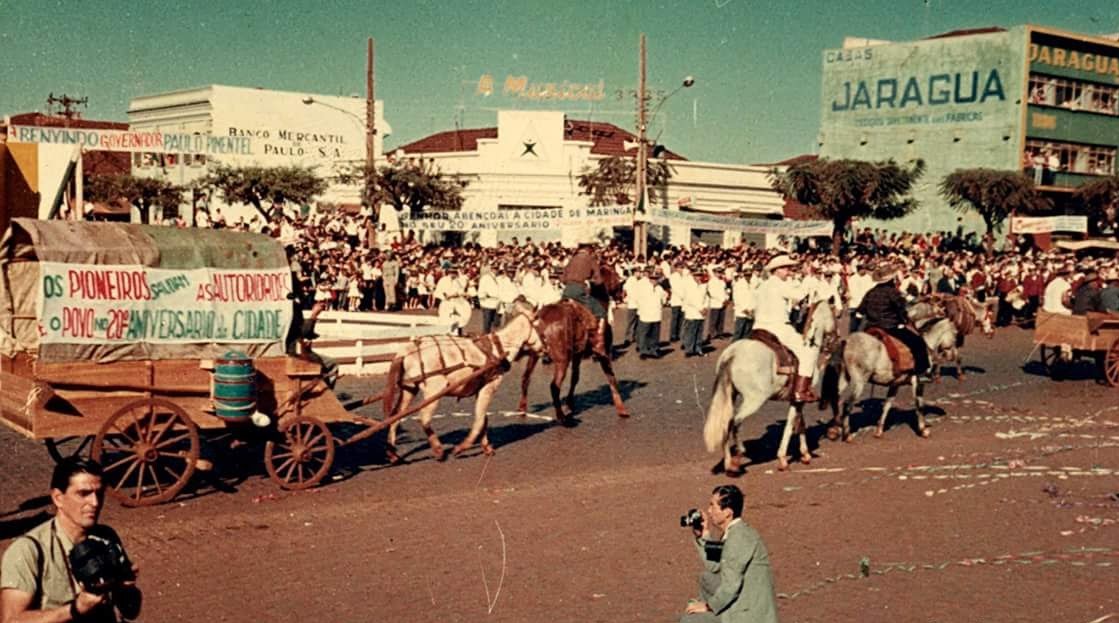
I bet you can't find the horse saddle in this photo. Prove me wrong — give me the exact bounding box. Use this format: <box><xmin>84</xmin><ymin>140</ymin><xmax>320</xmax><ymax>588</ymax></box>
<box><xmin>865</xmin><ymin>327</ymin><xmax>915</xmax><ymax>376</ymax></box>
<box><xmin>747</xmin><ymin>329</ymin><xmax>798</xmax><ymax>376</ymax></box>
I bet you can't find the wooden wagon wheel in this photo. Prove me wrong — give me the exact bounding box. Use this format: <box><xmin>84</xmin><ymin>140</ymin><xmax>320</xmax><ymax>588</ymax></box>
<box><xmin>46</xmin><ymin>436</ymin><xmax>94</xmax><ymax>464</ymax></box>
<box><xmin>1039</xmin><ymin>345</ymin><xmax>1064</xmax><ymax>380</ymax></box>
<box><xmin>1105</xmin><ymin>339</ymin><xmax>1119</xmax><ymax>388</ymax></box>
<box><xmin>92</xmin><ymin>398</ymin><xmax>199</xmax><ymax>507</ymax></box>
<box><xmin>264</xmin><ymin>416</ymin><xmax>335</xmax><ymax>490</ymax></box>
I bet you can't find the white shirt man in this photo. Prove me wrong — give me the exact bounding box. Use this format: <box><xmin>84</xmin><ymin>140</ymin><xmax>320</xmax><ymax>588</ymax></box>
<box><xmin>1042</xmin><ymin>271</ymin><xmax>1072</xmax><ymax>314</ymax></box>
<box><xmin>495</xmin><ymin>270</ymin><xmax>520</xmax><ymax>316</ymax></box>
<box><xmin>434</xmin><ymin>270</ymin><xmax>470</xmax><ymax>332</ymax></box>
<box><xmin>732</xmin><ymin>272</ymin><xmax>757</xmax><ymax>320</ymax></box>
<box><xmin>753</xmin><ymin>256</ymin><xmax>818</xmax><ymax>401</ymax></box>
<box><xmin>682</xmin><ymin>273</ymin><xmax>710</xmax><ymax>321</ymax></box>
<box><xmin>520</xmin><ymin>267</ymin><xmax>546</xmax><ymax>308</ymax></box>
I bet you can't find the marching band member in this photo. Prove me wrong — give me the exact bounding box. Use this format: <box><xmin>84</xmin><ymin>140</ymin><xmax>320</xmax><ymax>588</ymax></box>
<box><xmin>476</xmin><ymin>264</ymin><xmax>501</xmax><ymax>333</ymax></box>
<box><xmin>731</xmin><ymin>265</ymin><xmax>757</xmax><ymax>341</ymax></box>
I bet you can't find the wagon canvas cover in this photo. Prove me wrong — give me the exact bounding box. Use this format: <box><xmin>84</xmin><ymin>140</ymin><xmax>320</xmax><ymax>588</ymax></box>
<box><xmin>0</xmin><ymin>218</ymin><xmax>293</xmax><ymax>363</ymax></box>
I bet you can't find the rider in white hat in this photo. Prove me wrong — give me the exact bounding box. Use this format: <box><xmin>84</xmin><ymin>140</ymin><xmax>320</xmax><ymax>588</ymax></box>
<box><xmin>752</xmin><ymin>254</ymin><xmax>817</xmax><ymax>402</ymax></box>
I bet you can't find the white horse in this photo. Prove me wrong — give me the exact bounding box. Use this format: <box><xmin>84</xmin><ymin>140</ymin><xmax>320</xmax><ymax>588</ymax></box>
<box><xmin>908</xmin><ymin>294</ymin><xmax>994</xmax><ymax>381</ymax></box>
<box><xmin>822</xmin><ymin>318</ymin><xmax>958</xmax><ymax>442</ymax></box>
<box><xmin>703</xmin><ymin>301</ymin><xmax>838</xmax><ymax>474</ymax></box>
<box><xmin>382</xmin><ymin>311</ymin><xmax>543</xmax><ymax>462</ymax></box>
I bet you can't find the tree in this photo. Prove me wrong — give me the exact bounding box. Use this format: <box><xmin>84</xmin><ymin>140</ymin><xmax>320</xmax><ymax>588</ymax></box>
<box><xmin>578</xmin><ymin>155</ymin><xmax>672</xmax><ymax>207</ymax></box>
<box><xmin>196</xmin><ymin>164</ymin><xmax>327</xmax><ymax>221</ymax></box>
<box><xmin>1073</xmin><ymin>175</ymin><xmax>1119</xmax><ymax>238</ymax></box>
<box><xmin>769</xmin><ymin>158</ymin><xmax>926</xmax><ymax>255</ymax></box>
<box><xmin>337</xmin><ymin>158</ymin><xmax>469</xmax><ymax>218</ymax></box>
<box><xmin>84</xmin><ymin>174</ymin><xmax>183</xmax><ymax>224</ymax></box>
<box><xmin>939</xmin><ymin>169</ymin><xmax>1051</xmax><ymax>235</ymax></box>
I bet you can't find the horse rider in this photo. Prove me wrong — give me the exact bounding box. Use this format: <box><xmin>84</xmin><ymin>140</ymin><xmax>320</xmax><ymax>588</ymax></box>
<box><xmin>752</xmin><ymin>254</ymin><xmax>818</xmax><ymax>403</ymax></box>
<box><xmin>857</xmin><ymin>263</ymin><xmax>933</xmax><ymax>382</ymax></box>
<box><xmin>561</xmin><ymin>241</ymin><xmax>608</xmax><ymax>354</ymax></box>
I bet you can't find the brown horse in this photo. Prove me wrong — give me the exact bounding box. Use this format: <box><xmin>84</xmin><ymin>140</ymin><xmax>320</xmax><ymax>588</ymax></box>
<box><xmin>516</xmin><ymin>265</ymin><xmax>629</xmax><ymax>424</ymax></box>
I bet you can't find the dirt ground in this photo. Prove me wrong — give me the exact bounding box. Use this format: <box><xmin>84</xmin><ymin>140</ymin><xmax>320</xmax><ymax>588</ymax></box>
<box><xmin>1</xmin><ymin>322</ymin><xmax>1116</xmax><ymax>622</ymax></box>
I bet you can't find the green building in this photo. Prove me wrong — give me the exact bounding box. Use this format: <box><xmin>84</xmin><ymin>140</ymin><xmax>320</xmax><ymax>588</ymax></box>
<box><xmin>818</xmin><ymin>25</ymin><xmax>1119</xmax><ymax>235</ymax></box>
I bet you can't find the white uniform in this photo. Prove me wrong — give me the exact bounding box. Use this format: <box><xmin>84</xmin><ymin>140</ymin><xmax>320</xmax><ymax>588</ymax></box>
<box><xmin>706</xmin><ymin>274</ymin><xmax>729</xmax><ymax>310</ymax></box>
<box><xmin>732</xmin><ymin>276</ymin><xmax>756</xmax><ymax>319</ymax></box>
<box><xmin>476</xmin><ymin>272</ymin><xmax>500</xmax><ymax>311</ymax></box>
<box><xmin>847</xmin><ymin>272</ymin><xmax>875</xmax><ymax>310</ymax></box>
<box><xmin>752</xmin><ymin>276</ymin><xmax>815</xmax><ymax>376</ymax></box>
<box><xmin>434</xmin><ymin>274</ymin><xmax>470</xmax><ymax>330</ymax></box>
<box><xmin>633</xmin><ymin>279</ymin><xmax>666</xmax><ymax>323</ymax></box>
<box><xmin>495</xmin><ymin>274</ymin><xmax>519</xmax><ymax>314</ymax></box>
<box><xmin>668</xmin><ymin>270</ymin><xmax>685</xmax><ymax>307</ymax></box>
<box><xmin>1042</xmin><ymin>276</ymin><xmax>1072</xmax><ymax>314</ymax></box>
<box><xmin>520</xmin><ymin>271</ymin><xmax>545</xmax><ymax>308</ymax></box>
<box><xmin>681</xmin><ymin>276</ymin><xmax>709</xmax><ymax>320</ymax></box>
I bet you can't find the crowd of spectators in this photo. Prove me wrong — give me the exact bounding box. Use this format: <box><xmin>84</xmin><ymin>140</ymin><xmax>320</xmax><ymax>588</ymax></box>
<box><xmin>180</xmin><ymin>207</ymin><xmax>1119</xmax><ymax>340</ymax></box>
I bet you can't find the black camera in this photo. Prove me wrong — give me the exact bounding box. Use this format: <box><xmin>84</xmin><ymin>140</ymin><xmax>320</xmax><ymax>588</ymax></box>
<box><xmin>679</xmin><ymin>508</ymin><xmax>703</xmax><ymax>530</ymax></box>
<box><xmin>69</xmin><ymin>534</ymin><xmax>129</xmax><ymax>594</ymax></box>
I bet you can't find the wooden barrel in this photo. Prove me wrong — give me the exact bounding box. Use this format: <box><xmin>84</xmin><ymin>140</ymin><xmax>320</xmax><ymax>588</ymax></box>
<box><xmin>213</xmin><ymin>351</ymin><xmax>256</xmax><ymax>423</ymax></box>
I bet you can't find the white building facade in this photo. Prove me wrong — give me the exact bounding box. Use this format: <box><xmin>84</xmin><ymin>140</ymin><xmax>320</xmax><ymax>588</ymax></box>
<box><xmin>391</xmin><ymin>110</ymin><xmax>786</xmax><ymax>248</ymax></box>
<box><xmin>127</xmin><ymin>84</ymin><xmax>389</xmax><ymax>222</ymax></box>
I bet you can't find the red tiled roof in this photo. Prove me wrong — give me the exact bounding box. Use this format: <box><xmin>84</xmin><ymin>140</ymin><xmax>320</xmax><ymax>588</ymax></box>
<box><xmin>924</xmin><ymin>26</ymin><xmax>1006</xmax><ymax>40</ymax></box>
<box><xmin>395</xmin><ymin>127</ymin><xmax>497</xmax><ymax>154</ymax></box>
<box><xmin>395</xmin><ymin>118</ymin><xmax>687</xmax><ymax>161</ymax></box>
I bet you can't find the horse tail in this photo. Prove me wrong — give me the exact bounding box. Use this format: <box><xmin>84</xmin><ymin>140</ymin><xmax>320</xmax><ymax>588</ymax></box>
<box><xmin>383</xmin><ymin>354</ymin><xmax>405</xmax><ymax>419</ymax></box>
<box><xmin>704</xmin><ymin>351</ymin><xmax>737</xmax><ymax>453</ymax></box>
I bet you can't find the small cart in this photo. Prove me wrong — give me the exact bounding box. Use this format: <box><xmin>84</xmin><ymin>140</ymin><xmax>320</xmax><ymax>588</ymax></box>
<box><xmin>1032</xmin><ymin>310</ymin><xmax>1119</xmax><ymax>387</ymax></box>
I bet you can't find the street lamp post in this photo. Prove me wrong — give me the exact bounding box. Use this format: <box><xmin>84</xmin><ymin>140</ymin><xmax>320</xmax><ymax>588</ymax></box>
<box><xmin>301</xmin><ymin>37</ymin><xmax>378</xmax><ymax>240</ymax></box>
<box><xmin>633</xmin><ymin>33</ymin><xmax>694</xmax><ymax>258</ymax></box>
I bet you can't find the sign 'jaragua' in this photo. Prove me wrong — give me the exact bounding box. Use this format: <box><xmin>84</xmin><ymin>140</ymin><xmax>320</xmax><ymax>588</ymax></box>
<box><xmin>831</xmin><ymin>69</ymin><xmax>1006</xmax><ymax>111</ymax></box>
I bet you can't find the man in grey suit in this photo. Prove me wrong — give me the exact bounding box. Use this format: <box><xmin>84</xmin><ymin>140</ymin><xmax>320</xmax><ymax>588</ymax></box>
<box><xmin>681</xmin><ymin>484</ymin><xmax>779</xmax><ymax>623</ymax></box>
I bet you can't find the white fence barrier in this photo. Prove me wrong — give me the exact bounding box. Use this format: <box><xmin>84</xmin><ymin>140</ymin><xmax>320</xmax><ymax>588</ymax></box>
<box><xmin>312</xmin><ymin>311</ymin><xmax>455</xmax><ymax>376</ymax></box>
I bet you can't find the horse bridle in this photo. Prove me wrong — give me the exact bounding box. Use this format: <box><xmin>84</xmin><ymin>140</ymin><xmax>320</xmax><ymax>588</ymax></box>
<box><xmin>802</xmin><ymin>301</ymin><xmax>841</xmax><ymax>354</ymax></box>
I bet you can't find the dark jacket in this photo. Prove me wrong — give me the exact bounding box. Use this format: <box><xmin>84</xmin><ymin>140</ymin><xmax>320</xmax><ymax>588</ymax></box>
<box><xmin>857</xmin><ymin>282</ymin><xmax>909</xmax><ymax>329</ymax></box>
<box><xmin>1071</xmin><ymin>282</ymin><xmax>1102</xmax><ymax>315</ymax></box>
<box><xmin>561</xmin><ymin>249</ymin><xmax>602</xmax><ymax>285</ymax></box>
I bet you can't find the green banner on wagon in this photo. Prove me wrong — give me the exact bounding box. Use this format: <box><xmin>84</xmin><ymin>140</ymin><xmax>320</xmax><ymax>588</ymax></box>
<box><xmin>36</xmin><ymin>262</ymin><xmax>293</xmax><ymax>345</ymax></box>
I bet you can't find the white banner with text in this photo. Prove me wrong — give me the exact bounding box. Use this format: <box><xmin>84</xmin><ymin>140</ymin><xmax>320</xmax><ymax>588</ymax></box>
<box><xmin>37</xmin><ymin>263</ymin><xmax>292</xmax><ymax>345</ymax></box>
<box><xmin>1010</xmin><ymin>215</ymin><xmax>1088</xmax><ymax>234</ymax></box>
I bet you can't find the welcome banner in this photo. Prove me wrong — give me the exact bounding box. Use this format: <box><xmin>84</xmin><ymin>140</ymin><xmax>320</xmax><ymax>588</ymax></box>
<box><xmin>37</xmin><ymin>263</ymin><xmax>292</xmax><ymax>346</ymax></box>
<box><xmin>640</xmin><ymin>207</ymin><xmax>834</xmax><ymax>236</ymax></box>
<box><xmin>1010</xmin><ymin>215</ymin><xmax>1088</xmax><ymax>234</ymax></box>
<box><xmin>397</xmin><ymin>206</ymin><xmax>632</xmax><ymax>232</ymax></box>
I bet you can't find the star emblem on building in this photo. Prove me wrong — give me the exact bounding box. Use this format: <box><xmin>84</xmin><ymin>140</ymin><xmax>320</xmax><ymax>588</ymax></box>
<box><xmin>521</xmin><ymin>141</ymin><xmax>538</xmax><ymax>157</ymax></box>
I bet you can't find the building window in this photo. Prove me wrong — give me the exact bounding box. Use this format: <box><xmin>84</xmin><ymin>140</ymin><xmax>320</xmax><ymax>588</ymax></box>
<box><xmin>1025</xmin><ymin>139</ymin><xmax>1115</xmax><ymax>179</ymax></box>
<box><xmin>1029</xmin><ymin>73</ymin><xmax>1119</xmax><ymax>116</ymax></box>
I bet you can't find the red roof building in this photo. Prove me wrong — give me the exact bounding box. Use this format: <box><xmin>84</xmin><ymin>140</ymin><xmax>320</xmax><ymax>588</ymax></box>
<box><xmin>397</xmin><ymin>118</ymin><xmax>687</xmax><ymax>161</ymax></box>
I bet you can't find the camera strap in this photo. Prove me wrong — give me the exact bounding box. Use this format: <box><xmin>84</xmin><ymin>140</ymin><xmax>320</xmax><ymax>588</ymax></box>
<box><xmin>50</xmin><ymin>520</ymin><xmax>80</xmax><ymax>602</ymax></box>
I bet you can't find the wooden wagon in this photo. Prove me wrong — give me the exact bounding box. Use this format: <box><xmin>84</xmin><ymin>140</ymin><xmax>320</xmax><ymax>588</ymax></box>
<box><xmin>0</xmin><ymin>219</ymin><xmax>362</xmax><ymax>506</ymax></box>
<box><xmin>1032</xmin><ymin>310</ymin><xmax>1119</xmax><ymax>387</ymax></box>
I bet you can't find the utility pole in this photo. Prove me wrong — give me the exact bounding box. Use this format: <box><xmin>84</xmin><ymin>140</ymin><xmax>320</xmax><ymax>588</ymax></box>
<box><xmin>634</xmin><ymin>33</ymin><xmax>648</xmax><ymax>259</ymax></box>
<box><xmin>365</xmin><ymin>37</ymin><xmax>378</xmax><ymax>244</ymax></box>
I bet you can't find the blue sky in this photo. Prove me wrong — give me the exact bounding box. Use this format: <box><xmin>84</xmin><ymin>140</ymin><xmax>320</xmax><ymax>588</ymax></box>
<box><xmin>1</xmin><ymin>0</ymin><xmax>1116</xmax><ymax>164</ymax></box>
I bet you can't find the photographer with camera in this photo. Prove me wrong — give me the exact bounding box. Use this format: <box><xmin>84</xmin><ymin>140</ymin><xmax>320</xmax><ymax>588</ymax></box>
<box><xmin>679</xmin><ymin>484</ymin><xmax>778</xmax><ymax>623</ymax></box>
<box><xmin>1</xmin><ymin>458</ymin><xmax>141</xmax><ymax>623</ymax></box>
